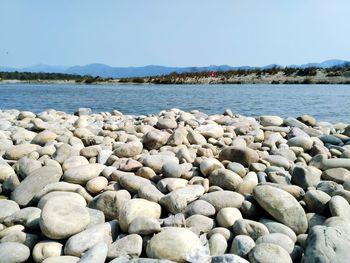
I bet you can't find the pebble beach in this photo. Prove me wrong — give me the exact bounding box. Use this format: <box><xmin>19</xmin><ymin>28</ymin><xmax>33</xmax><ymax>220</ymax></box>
<box><xmin>1</xmin><ymin>107</ymin><xmax>350</xmax><ymax>263</ymax></box>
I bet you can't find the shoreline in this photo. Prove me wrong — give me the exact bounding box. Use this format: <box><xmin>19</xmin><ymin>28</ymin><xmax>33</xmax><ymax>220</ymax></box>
<box><xmin>0</xmin><ymin>108</ymin><xmax>350</xmax><ymax>262</ymax></box>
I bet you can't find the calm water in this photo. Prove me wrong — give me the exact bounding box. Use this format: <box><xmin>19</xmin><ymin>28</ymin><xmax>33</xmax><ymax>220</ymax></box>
<box><xmin>0</xmin><ymin>83</ymin><xmax>349</xmax><ymax>123</ymax></box>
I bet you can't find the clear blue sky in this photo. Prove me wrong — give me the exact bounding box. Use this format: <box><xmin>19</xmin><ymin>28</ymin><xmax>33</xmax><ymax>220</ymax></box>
<box><xmin>1</xmin><ymin>0</ymin><xmax>349</xmax><ymax>68</ymax></box>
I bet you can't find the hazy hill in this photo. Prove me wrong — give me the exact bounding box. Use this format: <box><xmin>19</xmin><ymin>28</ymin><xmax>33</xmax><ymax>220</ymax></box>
<box><xmin>1</xmin><ymin>60</ymin><xmax>349</xmax><ymax>78</ymax></box>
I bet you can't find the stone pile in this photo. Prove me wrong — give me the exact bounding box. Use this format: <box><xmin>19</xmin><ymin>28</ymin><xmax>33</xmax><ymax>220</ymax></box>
<box><xmin>0</xmin><ymin>108</ymin><xmax>350</xmax><ymax>263</ymax></box>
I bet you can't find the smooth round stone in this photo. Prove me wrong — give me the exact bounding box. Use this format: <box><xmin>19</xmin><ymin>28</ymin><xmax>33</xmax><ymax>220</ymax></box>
<box><xmin>216</xmin><ymin>207</ymin><xmax>242</xmax><ymax>228</ymax></box>
<box><xmin>219</xmin><ymin>147</ymin><xmax>260</xmax><ymax>167</ymax></box>
<box><xmin>114</xmin><ymin>141</ymin><xmax>143</xmax><ymax>158</ymax></box>
<box><xmin>38</xmin><ymin>191</ymin><xmax>86</xmax><ymax>209</ymax></box>
<box><xmin>200</xmin><ymin>158</ymin><xmax>224</xmax><ymax>177</ymax></box>
<box><xmin>119</xmin><ymin>199</ymin><xmax>161</xmax><ymax>232</ymax></box>
<box><xmin>249</xmin><ymin>243</ymin><xmax>292</xmax><ymax>263</ymax></box>
<box><xmin>161</xmin><ymin>162</ymin><xmax>182</xmax><ymax>178</ymax></box>
<box><xmin>62</xmin><ymin>156</ymin><xmax>89</xmax><ymax>171</ymax></box>
<box><xmin>195</xmin><ymin>124</ymin><xmax>224</xmax><ymax>139</ymax></box>
<box><xmin>291</xmin><ymin>165</ymin><xmax>322</xmax><ymax>190</ymax></box>
<box><xmin>287</xmin><ymin>136</ymin><xmax>313</xmax><ymax>151</ymax></box>
<box><xmin>208</xmin><ymin>227</ymin><xmax>233</xmax><ymax>242</ymax></box>
<box><xmin>159</xmin><ymin>185</ymin><xmax>204</xmax><ymax>214</ymax></box>
<box><xmin>146</xmin><ymin>227</ymin><xmax>204</xmax><ymax>262</ymax></box>
<box><xmin>319</xmin><ymin>135</ymin><xmax>343</xmax><ymax>145</ymax></box>
<box><xmin>86</xmin><ymin>177</ymin><xmax>108</xmax><ymax>194</ymax></box>
<box><xmin>136</xmin><ymin>167</ymin><xmax>157</xmax><ymax>181</ymax></box>
<box><xmin>259</xmin><ymin>218</ymin><xmax>297</xmax><ymax>242</ymax></box>
<box><xmin>63</xmin><ymin>163</ymin><xmax>105</xmax><ymax>184</ymax></box>
<box><xmin>230</xmin><ymin>235</ymin><xmax>255</xmax><ymax>257</ymax></box>
<box><xmin>253</xmin><ymin>185</ymin><xmax>308</xmax><ymax>234</ymax></box>
<box><xmin>304</xmin><ymin>190</ymin><xmax>331</xmax><ymax>213</ymax></box>
<box><xmin>32</xmin><ymin>240</ymin><xmax>63</xmax><ymax>263</ymax></box>
<box><xmin>15</xmin><ymin>157</ymin><xmax>41</xmax><ymax>179</ymax></box>
<box><xmin>329</xmin><ymin>195</ymin><xmax>350</xmax><ymax>219</ymax></box>
<box><xmin>138</xmin><ymin>184</ymin><xmax>164</xmax><ymax>203</ymax></box>
<box><xmin>184</xmin><ymin>200</ymin><xmax>216</xmax><ymax>217</ymax></box>
<box><xmin>88</xmin><ymin>190</ymin><xmax>131</xmax><ymax>220</ymax></box>
<box><xmin>5</xmin><ymin>144</ymin><xmax>40</xmax><ymax>160</ymax></box>
<box><xmin>200</xmin><ymin>191</ymin><xmax>244</xmax><ymax>212</ymax></box>
<box><xmin>119</xmin><ymin>174</ymin><xmax>152</xmax><ymax>194</ymax></box>
<box><xmin>232</xmin><ymin>219</ymin><xmax>269</xmax><ymax>240</ymax></box>
<box><xmin>80</xmin><ymin>145</ymin><xmax>101</xmax><ymax>158</ymax></box>
<box><xmin>128</xmin><ymin>216</ymin><xmax>161</xmax><ymax>235</ymax></box>
<box><xmin>42</xmin><ymin>256</ymin><xmax>80</xmax><ymax>263</ymax></box>
<box><xmin>107</xmin><ymin>234</ymin><xmax>143</xmax><ymax>259</ymax></box>
<box><xmin>143</xmin><ymin>154</ymin><xmax>179</xmax><ymax>173</ymax></box>
<box><xmin>209</xmin><ymin>233</ymin><xmax>227</xmax><ymax>256</ymax></box>
<box><xmin>0</xmin><ymin>225</ymin><xmax>25</xmax><ymax>239</ymax></box>
<box><xmin>64</xmin><ymin>221</ymin><xmax>118</xmax><ymax>257</ymax></box>
<box><xmin>321</xmin><ymin>168</ymin><xmax>350</xmax><ymax>184</ymax></box>
<box><xmin>316</xmin><ymin>181</ymin><xmax>343</xmax><ymax>195</ymax></box>
<box><xmin>256</xmin><ymin>233</ymin><xmax>295</xmax><ymax>254</ymax></box>
<box><xmin>156</xmin><ymin>118</ymin><xmax>177</xmax><ymax>129</ymax></box>
<box><xmin>11</xmin><ymin>165</ymin><xmax>63</xmax><ymax>206</ymax></box>
<box><xmin>0</xmin><ymin>242</ymin><xmax>30</xmax><ymax>263</ymax></box>
<box><xmin>185</xmin><ymin>214</ymin><xmax>215</xmax><ymax>235</ymax></box>
<box><xmin>0</xmin><ymin>200</ymin><xmax>20</xmax><ymax>222</ymax></box>
<box><xmin>259</xmin><ymin>116</ymin><xmax>284</xmax><ymax>127</ymax></box>
<box><xmin>227</xmin><ymin>162</ymin><xmax>246</xmax><ymax>178</ymax></box>
<box><xmin>209</xmin><ymin>168</ymin><xmax>243</xmax><ymax>191</ymax></box>
<box><xmin>297</xmin><ymin>115</ymin><xmax>316</xmax><ymax>126</ymax></box>
<box><xmin>0</xmin><ymin>163</ymin><xmax>16</xmax><ymax>182</ymax></box>
<box><xmin>40</xmin><ymin>196</ymin><xmax>90</xmax><ymax>239</ymax></box>
<box><xmin>307</xmin><ymin>213</ymin><xmax>327</xmax><ymax>230</ymax></box>
<box><xmin>32</xmin><ymin>130</ymin><xmax>57</xmax><ymax>146</ymax></box>
<box><xmin>78</xmin><ymin>242</ymin><xmax>108</xmax><ymax>263</ymax></box>
<box><xmin>3</xmin><ymin>206</ymin><xmax>41</xmax><ymax>229</ymax></box>
<box><xmin>143</xmin><ymin>129</ymin><xmax>169</xmax><ymax>150</ymax></box>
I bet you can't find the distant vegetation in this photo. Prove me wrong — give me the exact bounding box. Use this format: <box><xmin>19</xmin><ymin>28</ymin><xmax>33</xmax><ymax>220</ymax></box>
<box><xmin>0</xmin><ymin>71</ymin><xmax>111</xmax><ymax>84</ymax></box>
<box><xmin>2</xmin><ymin>64</ymin><xmax>350</xmax><ymax>85</ymax></box>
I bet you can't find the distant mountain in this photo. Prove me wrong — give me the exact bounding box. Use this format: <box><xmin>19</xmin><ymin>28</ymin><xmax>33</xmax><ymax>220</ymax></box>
<box><xmin>1</xmin><ymin>60</ymin><xmax>349</xmax><ymax>78</ymax></box>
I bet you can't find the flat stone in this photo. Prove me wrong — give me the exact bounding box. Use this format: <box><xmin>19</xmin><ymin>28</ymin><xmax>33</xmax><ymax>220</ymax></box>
<box><xmin>195</xmin><ymin>124</ymin><xmax>224</xmax><ymax>139</ymax></box>
<box><xmin>209</xmin><ymin>169</ymin><xmax>243</xmax><ymax>191</ymax></box>
<box><xmin>114</xmin><ymin>141</ymin><xmax>143</xmax><ymax>158</ymax></box>
<box><xmin>200</xmin><ymin>191</ymin><xmax>244</xmax><ymax>212</ymax></box>
<box><xmin>63</xmin><ymin>164</ymin><xmax>105</xmax><ymax>184</ymax></box>
<box><xmin>5</xmin><ymin>144</ymin><xmax>40</xmax><ymax>160</ymax></box>
<box><xmin>321</xmin><ymin>168</ymin><xmax>350</xmax><ymax>184</ymax></box>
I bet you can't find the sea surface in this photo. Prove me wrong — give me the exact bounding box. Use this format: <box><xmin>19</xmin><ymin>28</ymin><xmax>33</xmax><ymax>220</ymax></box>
<box><xmin>0</xmin><ymin>83</ymin><xmax>349</xmax><ymax>123</ymax></box>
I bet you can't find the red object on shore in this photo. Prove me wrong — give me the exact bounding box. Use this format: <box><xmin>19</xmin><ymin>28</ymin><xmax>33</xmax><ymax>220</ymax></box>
<box><xmin>210</xmin><ymin>71</ymin><xmax>216</xmax><ymax>77</ymax></box>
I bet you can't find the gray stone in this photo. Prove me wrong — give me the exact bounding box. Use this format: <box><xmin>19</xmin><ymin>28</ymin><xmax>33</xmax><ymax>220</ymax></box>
<box><xmin>209</xmin><ymin>233</ymin><xmax>227</xmax><ymax>256</ymax></box>
<box><xmin>259</xmin><ymin>218</ymin><xmax>297</xmax><ymax>242</ymax></box>
<box><xmin>162</xmin><ymin>162</ymin><xmax>182</xmax><ymax>178</ymax></box>
<box><xmin>64</xmin><ymin>221</ymin><xmax>117</xmax><ymax>257</ymax></box>
<box><xmin>200</xmin><ymin>191</ymin><xmax>244</xmax><ymax>212</ymax></box>
<box><xmin>232</xmin><ymin>219</ymin><xmax>269</xmax><ymax>240</ymax></box>
<box><xmin>216</xmin><ymin>207</ymin><xmax>242</xmax><ymax>228</ymax></box>
<box><xmin>33</xmin><ymin>240</ymin><xmax>63</xmax><ymax>263</ymax></box>
<box><xmin>0</xmin><ymin>200</ymin><xmax>20</xmax><ymax>222</ymax></box>
<box><xmin>128</xmin><ymin>216</ymin><xmax>161</xmax><ymax>235</ymax></box>
<box><xmin>329</xmin><ymin>195</ymin><xmax>350</xmax><ymax>219</ymax></box>
<box><xmin>321</xmin><ymin>168</ymin><xmax>350</xmax><ymax>184</ymax></box>
<box><xmin>108</xmin><ymin>234</ymin><xmax>143</xmax><ymax>259</ymax></box>
<box><xmin>212</xmin><ymin>254</ymin><xmax>249</xmax><ymax>263</ymax></box>
<box><xmin>78</xmin><ymin>242</ymin><xmax>108</xmax><ymax>263</ymax></box>
<box><xmin>119</xmin><ymin>199</ymin><xmax>161</xmax><ymax>232</ymax></box>
<box><xmin>0</xmin><ymin>242</ymin><xmax>30</xmax><ymax>263</ymax></box>
<box><xmin>291</xmin><ymin>165</ymin><xmax>322</xmax><ymax>190</ymax></box>
<box><xmin>230</xmin><ymin>235</ymin><xmax>255</xmax><ymax>258</ymax></box>
<box><xmin>184</xmin><ymin>200</ymin><xmax>216</xmax><ymax>217</ymax></box>
<box><xmin>11</xmin><ymin>165</ymin><xmax>62</xmax><ymax>206</ymax></box>
<box><xmin>88</xmin><ymin>190</ymin><xmax>131</xmax><ymax>220</ymax></box>
<box><xmin>185</xmin><ymin>214</ymin><xmax>215</xmax><ymax>235</ymax></box>
<box><xmin>3</xmin><ymin>207</ymin><xmax>41</xmax><ymax>229</ymax></box>
<box><xmin>209</xmin><ymin>169</ymin><xmax>243</xmax><ymax>191</ymax></box>
<box><xmin>42</xmin><ymin>256</ymin><xmax>80</xmax><ymax>263</ymax></box>
<box><xmin>256</xmin><ymin>233</ymin><xmax>294</xmax><ymax>254</ymax></box>
<box><xmin>40</xmin><ymin>196</ymin><xmax>90</xmax><ymax>240</ymax></box>
<box><xmin>143</xmin><ymin>154</ymin><xmax>179</xmax><ymax>173</ymax></box>
<box><xmin>304</xmin><ymin>190</ymin><xmax>331</xmax><ymax>213</ymax></box>
<box><xmin>114</xmin><ymin>141</ymin><xmax>143</xmax><ymax>158</ymax></box>
<box><xmin>143</xmin><ymin>129</ymin><xmax>169</xmax><ymax>150</ymax></box>
<box><xmin>248</xmin><ymin>243</ymin><xmax>292</xmax><ymax>263</ymax></box>
<box><xmin>63</xmin><ymin>164</ymin><xmax>105</xmax><ymax>184</ymax></box>
<box><xmin>253</xmin><ymin>185</ymin><xmax>308</xmax><ymax>234</ymax></box>
<box><xmin>5</xmin><ymin>144</ymin><xmax>40</xmax><ymax>160</ymax></box>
